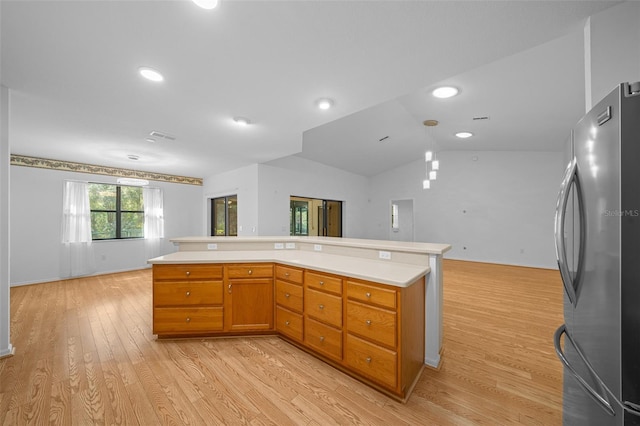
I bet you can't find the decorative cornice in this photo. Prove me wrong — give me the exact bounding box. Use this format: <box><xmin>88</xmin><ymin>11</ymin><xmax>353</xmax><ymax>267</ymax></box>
<box><xmin>10</xmin><ymin>154</ymin><xmax>203</xmax><ymax>186</ymax></box>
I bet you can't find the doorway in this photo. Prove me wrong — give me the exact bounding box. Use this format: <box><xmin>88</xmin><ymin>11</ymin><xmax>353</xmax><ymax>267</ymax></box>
<box><xmin>290</xmin><ymin>196</ymin><xmax>342</xmax><ymax>237</ymax></box>
<box><xmin>390</xmin><ymin>199</ymin><xmax>414</xmax><ymax>241</ymax></box>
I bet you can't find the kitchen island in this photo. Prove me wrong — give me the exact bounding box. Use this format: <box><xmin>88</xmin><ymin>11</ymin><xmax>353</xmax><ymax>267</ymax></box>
<box><xmin>149</xmin><ymin>236</ymin><xmax>450</xmax><ymax>401</ymax></box>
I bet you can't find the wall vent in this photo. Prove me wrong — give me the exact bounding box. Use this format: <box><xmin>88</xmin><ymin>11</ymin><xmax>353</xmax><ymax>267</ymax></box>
<box><xmin>472</xmin><ymin>116</ymin><xmax>490</xmax><ymax>121</ymax></box>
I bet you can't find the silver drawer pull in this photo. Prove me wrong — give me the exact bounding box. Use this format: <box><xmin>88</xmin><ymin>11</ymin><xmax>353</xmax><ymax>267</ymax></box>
<box><xmin>319</xmin><ymin>336</ymin><xmax>325</xmax><ymax>342</ymax></box>
<box><xmin>186</xmin><ymin>271</ymin><xmax>190</xmax><ymax>276</ymax></box>
<box><xmin>365</xmin><ymin>292</ymin><xmax>371</xmax><ymax>298</ymax></box>
<box><xmin>285</xmin><ymin>321</ymin><xmax>290</xmax><ymax>326</ymax></box>
<box><xmin>186</xmin><ymin>317</ymin><xmax>191</xmax><ymax>323</ymax></box>
<box><xmin>366</xmin><ymin>357</ymin><xmax>372</xmax><ymax>363</ymax></box>
<box><xmin>366</xmin><ymin>320</ymin><xmax>371</xmax><ymax>326</ymax></box>
<box><xmin>285</xmin><ymin>272</ymin><xmax>290</xmax><ymax>277</ymax></box>
<box><xmin>248</xmin><ymin>269</ymin><xmax>253</xmax><ymax>275</ymax></box>
<box><xmin>318</xmin><ymin>304</ymin><xmax>324</xmax><ymax>310</ymax></box>
<box><xmin>285</xmin><ymin>293</ymin><xmax>290</xmax><ymax>298</ymax></box>
<box><xmin>319</xmin><ymin>281</ymin><xmax>324</xmax><ymax>286</ymax></box>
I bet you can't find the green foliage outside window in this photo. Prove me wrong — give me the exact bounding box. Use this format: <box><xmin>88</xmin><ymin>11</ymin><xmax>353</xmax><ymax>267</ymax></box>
<box><xmin>89</xmin><ymin>183</ymin><xmax>144</xmax><ymax>240</ymax></box>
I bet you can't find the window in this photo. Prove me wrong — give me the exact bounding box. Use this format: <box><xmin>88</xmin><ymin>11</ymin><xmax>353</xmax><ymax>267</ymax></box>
<box><xmin>89</xmin><ymin>183</ymin><xmax>144</xmax><ymax>240</ymax></box>
<box><xmin>391</xmin><ymin>203</ymin><xmax>400</xmax><ymax>230</ymax></box>
<box><xmin>211</xmin><ymin>195</ymin><xmax>237</xmax><ymax>236</ymax></box>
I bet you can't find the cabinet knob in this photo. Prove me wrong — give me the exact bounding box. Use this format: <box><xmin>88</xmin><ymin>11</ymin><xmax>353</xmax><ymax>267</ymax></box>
<box><xmin>366</xmin><ymin>320</ymin><xmax>371</xmax><ymax>326</ymax></box>
<box><xmin>319</xmin><ymin>336</ymin><xmax>325</xmax><ymax>342</ymax></box>
<box><xmin>285</xmin><ymin>293</ymin><xmax>290</xmax><ymax>298</ymax></box>
<box><xmin>366</xmin><ymin>357</ymin><xmax>372</xmax><ymax>364</ymax></box>
<box><xmin>285</xmin><ymin>321</ymin><xmax>290</xmax><ymax>326</ymax></box>
<box><xmin>248</xmin><ymin>269</ymin><xmax>253</xmax><ymax>275</ymax></box>
<box><xmin>365</xmin><ymin>292</ymin><xmax>371</xmax><ymax>298</ymax></box>
<box><xmin>319</xmin><ymin>281</ymin><xmax>324</xmax><ymax>286</ymax></box>
<box><xmin>186</xmin><ymin>291</ymin><xmax>191</xmax><ymax>297</ymax></box>
<box><xmin>285</xmin><ymin>272</ymin><xmax>290</xmax><ymax>277</ymax></box>
<box><xmin>318</xmin><ymin>304</ymin><xmax>324</xmax><ymax>310</ymax></box>
<box><xmin>186</xmin><ymin>271</ymin><xmax>190</xmax><ymax>276</ymax></box>
<box><xmin>186</xmin><ymin>317</ymin><xmax>191</xmax><ymax>323</ymax></box>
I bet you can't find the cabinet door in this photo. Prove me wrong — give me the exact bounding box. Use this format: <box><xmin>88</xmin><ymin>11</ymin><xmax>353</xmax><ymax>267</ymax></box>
<box><xmin>226</xmin><ymin>278</ymin><xmax>273</xmax><ymax>331</ymax></box>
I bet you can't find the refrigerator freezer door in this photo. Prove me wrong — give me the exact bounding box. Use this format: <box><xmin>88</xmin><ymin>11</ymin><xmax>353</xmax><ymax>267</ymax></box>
<box><xmin>562</xmin><ymin>85</ymin><xmax>623</xmax><ymax>425</ymax></box>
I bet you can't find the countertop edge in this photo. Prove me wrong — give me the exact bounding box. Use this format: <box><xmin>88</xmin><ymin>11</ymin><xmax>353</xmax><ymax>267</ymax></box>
<box><xmin>148</xmin><ymin>251</ymin><xmax>429</xmax><ymax>288</ymax></box>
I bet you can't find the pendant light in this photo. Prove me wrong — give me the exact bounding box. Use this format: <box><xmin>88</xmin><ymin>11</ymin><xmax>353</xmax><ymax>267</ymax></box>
<box><xmin>422</xmin><ymin>119</ymin><xmax>440</xmax><ymax>189</ymax></box>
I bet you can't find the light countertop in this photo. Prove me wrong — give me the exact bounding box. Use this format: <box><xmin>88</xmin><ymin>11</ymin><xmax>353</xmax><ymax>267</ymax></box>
<box><xmin>148</xmin><ymin>249</ymin><xmax>429</xmax><ymax>288</ymax></box>
<box><xmin>170</xmin><ymin>236</ymin><xmax>451</xmax><ymax>255</ymax></box>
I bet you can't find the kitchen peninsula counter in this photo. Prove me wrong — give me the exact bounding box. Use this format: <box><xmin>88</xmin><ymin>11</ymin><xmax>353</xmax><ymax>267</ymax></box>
<box><xmin>149</xmin><ymin>249</ymin><xmax>430</xmax><ymax>287</ymax></box>
<box><xmin>149</xmin><ymin>236</ymin><xmax>450</xmax><ymax>368</ymax></box>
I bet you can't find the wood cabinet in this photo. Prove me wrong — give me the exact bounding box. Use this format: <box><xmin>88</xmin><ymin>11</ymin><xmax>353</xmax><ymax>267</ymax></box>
<box><xmin>151</xmin><ymin>261</ymin><xmax>425</xmax><ymax>401</ymax></box>
<box><xmin>275</xmin><ymin>265</ymin><xmax>304</xmax><ymax>342</ymax></box>
<box><xmin>345</xmin><ymin>277</ymin><xmax>425</xmax><ymax>399</ymax></box>
<box><xmin>153</xmin><ymin>264</ymin><xmax>224</xmax><ymax>336</ymax></box>
<box><xmin>224</xmin><ymin>264</ymin><xmax>274</xmax><ymax>332</ymax></box>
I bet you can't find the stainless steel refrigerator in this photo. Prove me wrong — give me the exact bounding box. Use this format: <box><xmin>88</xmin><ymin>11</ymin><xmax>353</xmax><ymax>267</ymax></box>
<box><xmin>554</xmin><ymin>81</ymin><xmax>640</xmax><ymax>425</ymax></box>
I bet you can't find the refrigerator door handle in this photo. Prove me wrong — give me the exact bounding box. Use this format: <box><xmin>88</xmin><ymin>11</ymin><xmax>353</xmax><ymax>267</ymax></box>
<box><xmin>623</xmin><ymin>401</ymin><xmax>640</xmax><ymax>417</ymax></box>
<box><xmin>554</xmin><ymin>157</ymin><xmax>585</xmax><ymax>307</ymax></box>
<box><xmin>554</xmin><ymin>324</ymin><xmax>616</xmax><ymax>416</ymax></box>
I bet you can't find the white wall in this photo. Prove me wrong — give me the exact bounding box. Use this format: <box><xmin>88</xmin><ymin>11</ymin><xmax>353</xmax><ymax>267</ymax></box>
<box><xmin>9</xmin><ymin>165</ymin><xmax>202</xmax><ymax>286</ymax></box>
<box><xmin>367</xmin><ymin>151</ymin><xmax>565</xmax><ymax>269</ymax></box>
<box><xmin>256</xmin><ymin>156</ymin><xmax>370</xmax><ymax>237</ymax></box>
<box><xmin>586</xmin><ymin>1</ymin><xmax>640</xmax><ymax>109</ymax></box>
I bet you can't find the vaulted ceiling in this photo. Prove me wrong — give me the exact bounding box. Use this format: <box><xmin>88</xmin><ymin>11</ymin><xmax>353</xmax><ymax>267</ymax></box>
<box><xmin>1</xmin><ymin>1</ymin><xmax>619</xmax><ymax>178</ymax></box>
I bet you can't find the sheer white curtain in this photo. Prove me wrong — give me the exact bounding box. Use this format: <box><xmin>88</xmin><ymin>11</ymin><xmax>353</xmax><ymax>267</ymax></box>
<box><xmin>143</xmin><ymin>187</ymin><xmax>165</xmax><ymax>259</ymax></box>
<box><xmin>61</xmin><ymin>180</ymin><xmax>96</xmax><ymax>277</ymax></box>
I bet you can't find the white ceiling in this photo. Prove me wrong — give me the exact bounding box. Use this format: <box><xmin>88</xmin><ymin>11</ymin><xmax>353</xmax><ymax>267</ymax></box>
<box><xmin>1</xmin><ymin>1</ymin><xmax>619</xmax><ymax>179</ymax></box>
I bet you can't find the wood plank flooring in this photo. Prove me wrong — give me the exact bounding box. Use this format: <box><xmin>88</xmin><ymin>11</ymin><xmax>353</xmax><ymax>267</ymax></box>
<box><xmin>0</xmin><ymin>260</ymin><xmax>564</xmax><ymax>425</ymax></box>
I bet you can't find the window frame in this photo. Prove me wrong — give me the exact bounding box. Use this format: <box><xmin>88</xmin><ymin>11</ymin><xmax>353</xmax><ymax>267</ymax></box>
<box><xmin>89</xmin><ymin>183</ymin><xmax>145</xmax><ymax>241</ymax></box>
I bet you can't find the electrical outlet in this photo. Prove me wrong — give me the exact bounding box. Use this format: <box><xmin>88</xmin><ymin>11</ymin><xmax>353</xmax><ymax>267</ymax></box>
<box><xmin>314</xmin><ymin>244</ymin><xmax>322</xmax><ymax>251</ymax></box>
<box><xmin>378</xmin><ymin>251</ymin><xmax>391</xmax><ymax>260</ymax></box>
<box><xmin>274</xmin><ymin>243</ymin><xmax>284</xmax><ymax>249</ymax></box>
<box><xmin>207</xmin><ymin>243</ymin><xmax>217</xmax><ymax>250</ymax></box>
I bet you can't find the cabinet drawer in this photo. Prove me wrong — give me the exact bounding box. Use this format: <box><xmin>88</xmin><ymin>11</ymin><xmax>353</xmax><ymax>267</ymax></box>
<box><xmin>305</xmin><ymin>271</ymin><xmax>342</xmax><ymax>295</ymax></box>
<box><xmin>275</xmin><ymin>265</ymin><xmax>303</xmax><ymax>284</ymax></box>
<box><xmin>276</xmin><ymin>306</ymin><xmax>303</xmax><ymax>342</ymax></box>
<box><xmin>276</xmin><ymin>280</ymin><xmax>303</xmax><ymax>313</ymax></box>
<box><xmin>305</xmin><ymin>287</ymin><xmax>342</xmax><ymax>328</ymax></box>
<box><xmin>154</xmin><ymin>281</ymin><xmax>223</xmax><ymax>307</ymax></box>
<box><xmin>226</xmin><ymin>264</ymin><xmax>274</xmax><ymax>279</ymax></box>
<box><xmin>153</xmin><ymin>307</ymin><xmax>223</xmax><ymax>334</ymax></box>
<box><xmin>346</xmin><ymin>334</ymin><xmax>397</xmax><ymax>389</ymax></box>
<box><xmin>305</xmin><ymin>317</ymin><xmax>342</xmax><ymax>361</ymax></box>
<box><xmin>346</xmin><ymin>301</ymin><xmax>396</xmax><ymax>348</ymax></box>
<box><xmin>154</xmin><ymin>264</ymin><xmax>223</xmax><ymax>280</ymax></box>
<box><xmin>347</xmin><ymin>280</ymin><xmax>397</xmax><ymax>310</ymax></box>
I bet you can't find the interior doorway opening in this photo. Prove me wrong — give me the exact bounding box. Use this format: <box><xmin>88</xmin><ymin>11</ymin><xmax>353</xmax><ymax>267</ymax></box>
<box><xmin>290</xmin><ymin>196</ymin><xmax>342</xmax><ymax>237</ymax></box>
<box><xmin>390</xmin><ymin>199</ymin><xmax>414</xmax><ymax>241</ymax></box>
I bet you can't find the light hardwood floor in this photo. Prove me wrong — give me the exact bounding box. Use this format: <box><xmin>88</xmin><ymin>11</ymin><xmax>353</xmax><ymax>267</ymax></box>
<box><xmin>0</xmin><ymin>260</ymin><xmax>564</xmax><ymax>425</ymax></box>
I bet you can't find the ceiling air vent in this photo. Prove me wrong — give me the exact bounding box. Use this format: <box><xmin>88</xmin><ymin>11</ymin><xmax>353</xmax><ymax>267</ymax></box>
<box><xmin>149</xmin><ymin>130</ymin><xmax>176</xmax><ymax>141</ymax></box>
<box><xmin>472</xmin><ymin>116</ymin><xmax>490</xmax><ymax>121</ymax></box>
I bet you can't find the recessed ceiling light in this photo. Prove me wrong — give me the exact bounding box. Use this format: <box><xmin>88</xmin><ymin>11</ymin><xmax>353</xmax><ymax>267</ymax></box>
<box><xmin>145</xmin><ymin>138</ymin><xmax>156</xmax><ymax>143</ymax></box>
<box><xmin>316</xmin><ymin>98</ymin><xmax>334</xmax><ymax>110</ymax></box>
<box><xmin>432</xmin><ymin>86</ymin><xmax>459</xmax><ymax>99</ymax></box>
<box><xmin>456</xmin><ymin>131</ymin><xmax>474</xmax><ymax>139</ymax></box>
<box><xmin>233</xmin><ymin>117</ymin><xmax>250</xmax><ymax>126</ymax></box>
<box><xmin>193</xmin><ymin>0</ymin><xmax>219</xmax><ymax>9</ymax></box>
<box><xmin>138</xmin><ymin>67</ymin><xmax>164</xmax><ymax>82</ymax></box>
